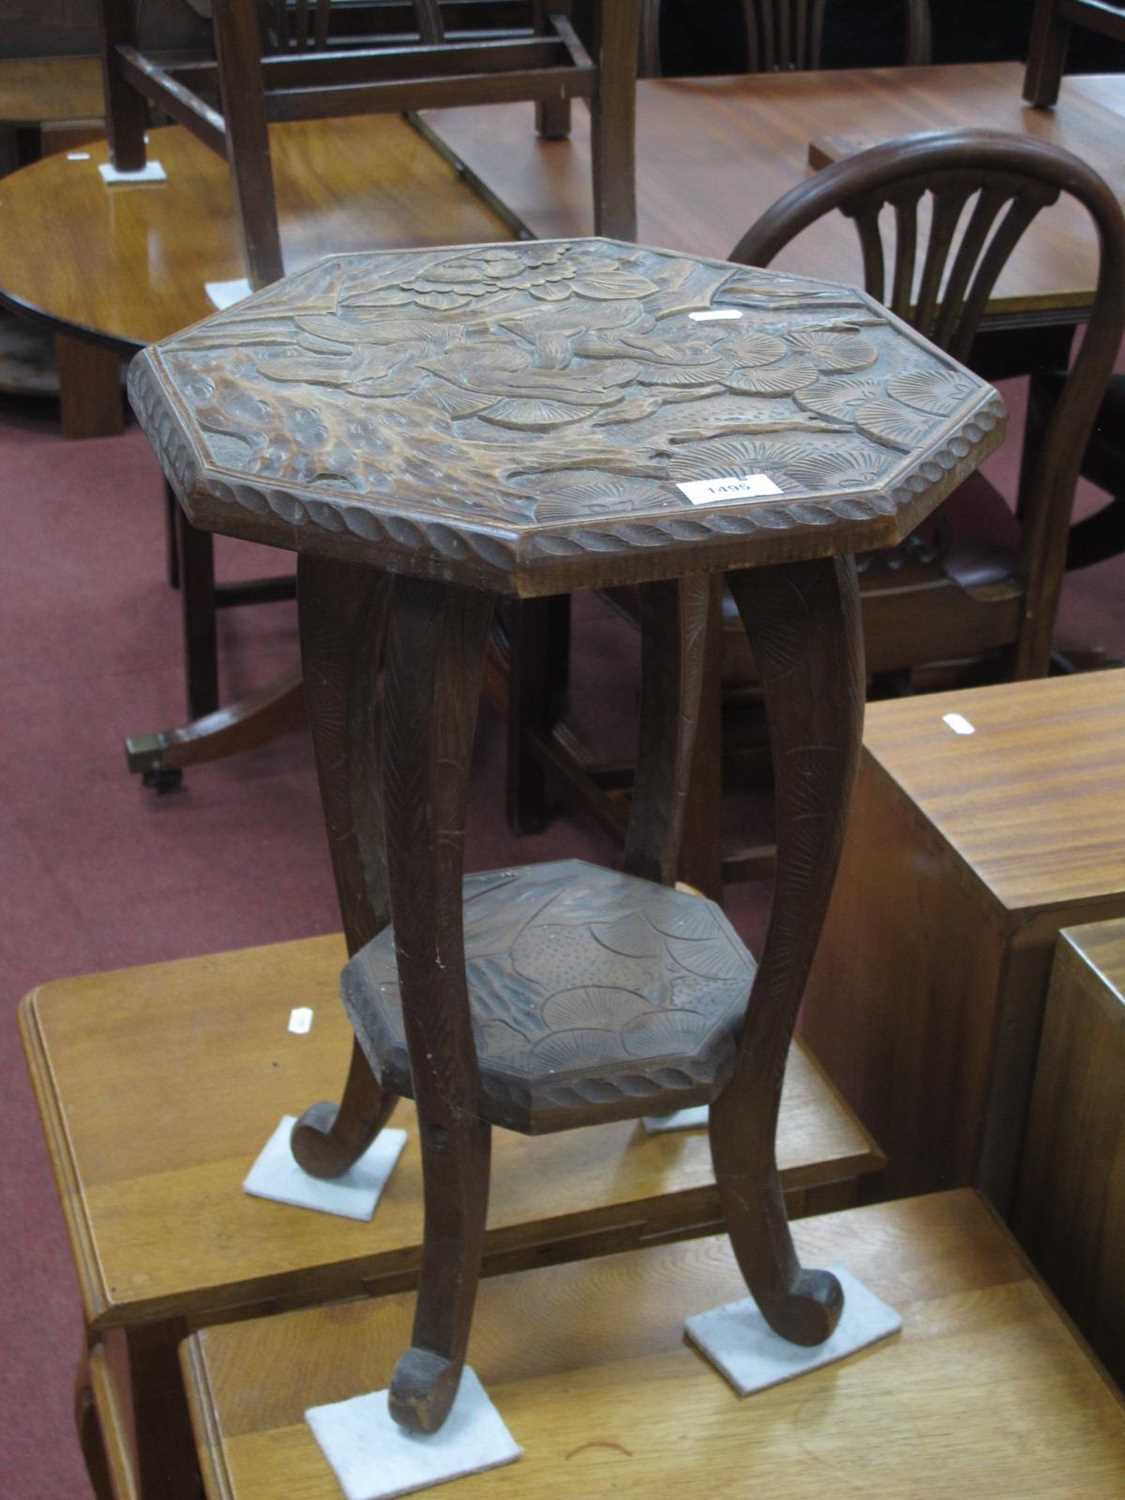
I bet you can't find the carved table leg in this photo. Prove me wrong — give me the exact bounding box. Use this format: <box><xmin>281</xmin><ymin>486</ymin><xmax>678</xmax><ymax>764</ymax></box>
<box><xmin>291</xmin><ymin>555</ymin><xmax>399</xmax><ymax>1178</ymax></box>
<box><xmin>382</xmin><ymin>575</ymin><xmax>495</xmax><ymax>1434</ymax></box>
<box><xmin>709</xmin><ymin>555</ymin><xmax>864</xmax><ymax>1345</ymax></box>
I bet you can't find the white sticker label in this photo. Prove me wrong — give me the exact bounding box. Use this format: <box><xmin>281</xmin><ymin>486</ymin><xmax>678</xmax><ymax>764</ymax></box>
<box><xmin>942</xmin><ymin>713</ymin><xmax>975</xmax><ymax>736</ymax></box>
<box><xmin>66</xmin><ymin>152</ymin><xmax>90</xmax><ymax>161</ymax></box>
<box><xmin>205</xmin><ymin>277</ymin><xmax>253</xmax><ymax>310</ymax></box>
<box><xmin>677</xmin><ymin>474</ymin><xmax>783</xmax><ymax>505</ymax></box>
<box><xmin>689</xmin><ymin>309</ymin><xmax>744</xmax><ymax>322</ymax></box>
<box><xmin>288</xmin><ymin>1006</ymin><xmax>314</xmax><ymax>1034</ymax></box>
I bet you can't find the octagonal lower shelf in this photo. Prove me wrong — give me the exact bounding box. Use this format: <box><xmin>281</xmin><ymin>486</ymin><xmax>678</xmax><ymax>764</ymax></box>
<box><xmin>342</xmin><ymin>860</ymin><xmax>756</xmax><ymax>1132</ymax></box>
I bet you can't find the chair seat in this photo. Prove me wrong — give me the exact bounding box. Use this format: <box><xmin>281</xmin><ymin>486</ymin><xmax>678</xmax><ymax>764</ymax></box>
<box><xmin>343</xmin><ymin>859</ymin><xmax>755</xmax><ymax>1134</ymax></box>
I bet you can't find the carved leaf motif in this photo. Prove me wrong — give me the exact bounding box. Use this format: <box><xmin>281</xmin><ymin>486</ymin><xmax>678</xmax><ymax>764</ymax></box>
<box><xmin>852</xmin><ymin>398</ymin><xmax>932</xmax><ymax>451</ymax></box>
<box><xmin>621</xmin><ymin>1008</ymin><xmax>718</xmax><ymax>1057</ymax></box>
<box><xmin>795</xmin><ymin>377</ymin><xmax>887</xmax><ymax>421</ymax></box>
<box><xmin>540</xmin><ymin>987</ymin><xmax>655</xmax><ymax>1031</ymax></box>
<box><xmin>571</xmin><ymin>272</ymin><xmax>660</xmax><ymax>301</ymax></box>
<box><xmin>786</xmin><ymin>330</ymin><xmax>879</xmax><ymax>372</ymax></box>
<box><xmin>886</xmin><ymin>366</ymin><xmax>978</xmax><ymax>416</ymax></box>
<box><xmin>723</xmin><ymin>357</ymin><xmax>820</xmax><ymax>396</ymax></box>
<box><xmin>478</xmin><ymin>397</ymin><xmax>603</xmax><ymax>431</ymax></box>
<box><xmin>531</xmin><ymin>1027</ymin><xmax>632</xmax><ymax>1070</ymax></box>
<box><xmin>721</xmin><ymin>331</ymin><xmax>790</xmax><ymax>367</ymax></box>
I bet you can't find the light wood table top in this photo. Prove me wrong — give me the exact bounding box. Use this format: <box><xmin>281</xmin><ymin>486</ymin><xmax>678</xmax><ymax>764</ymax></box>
<box><xmin>0</xmin><ymin>114</ymin><xmax>516</xmax><ymax>351</ymax></box>
<box><xmin>424</xmin><ymin>62</ymin><xmax>1125</xmax><ymax>322</ymax></box>
<box><xmin>182</xmin><ymin>1190</ymin><xmax>1125</xmax><ymax>1500</ymax></box>
<box><xmin>0</xmin><ymin>55</ymin><xmax>105</xmax><ymax>124</ymax></box>
<box><xmin>19</xmin><ymin>932</ymin><xmax>882</xmax><ymax>1331</ymax></box>
<box><xmin>859</xmin><ymin>668</ymin><xmax>1125</xmax><ymax>915</ymax></box>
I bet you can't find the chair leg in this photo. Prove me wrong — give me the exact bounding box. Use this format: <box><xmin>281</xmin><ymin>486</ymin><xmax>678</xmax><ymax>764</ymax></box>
<box><xmin>97</xmin><ymin>0</ymin><xmax>148</xmax><ymax>170</ymax></box>
<box><xmin>212</xmin><ymin>0</ymin><xmax>284</xmax><ymax>287</ymax></box>
<box><xmin>165</xmin><ymin>481</ymin><xmax>181</xmax><ymax>589</ymax></box>
<box><xmin>589</xmin><ymin>0</ymin><xmax>639</xmax><ymax>239</ymax></box>
<box><xmin>710</xmin><ymin>556</ymin><xmax>864</xmax><ymax>1346</ymax></box>
<box><xmin>1024</xmin><ymin>0</ymin><xmax>1070</xmax><ymax>107</ymax></box>
<box><xmin>292</xmin><ymin>555</ymin><xmax>399</xmax><ymax>1178</ymax></box>
<box><xmin>176</xmin><ymin>509</ymin><xmax>220</xmax><ymax>720</ymax></box>
<box><xmin>381</xmin><ymin>575</ymin><xmax>495</xmax><ymax>1434</ymax></box>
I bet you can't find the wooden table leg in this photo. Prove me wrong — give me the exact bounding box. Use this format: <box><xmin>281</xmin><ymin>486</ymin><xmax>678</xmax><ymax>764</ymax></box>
<box><xmin>381</xmin><ymin>574</ymin><xmax>495</xmax><ymax>1434</ymax></box>
<box><xmin>74</xmin><ymin>1345</ymin><xmax>115</xmax><ymax>1500</ymax></box>
<box><xmin>709</xmin><ymin>555</ymin><xmax>864</xmax><ymax>1345</ymax></box>
<box><xmin>55</xmin><ymin>334</ymin><xmax>124</xmax><ymax>439</ymax></box>
<box><xmin>290</xmin><ymin>555</ymin><xmax>399</xmax><ymax>1177</ymax></box>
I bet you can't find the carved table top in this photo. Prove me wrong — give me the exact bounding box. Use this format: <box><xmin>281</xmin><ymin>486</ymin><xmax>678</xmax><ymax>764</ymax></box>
<box><xmin>129</xmin><ymin>238</ymin><xmax>1006</xmax><ymax>596</ymax></box>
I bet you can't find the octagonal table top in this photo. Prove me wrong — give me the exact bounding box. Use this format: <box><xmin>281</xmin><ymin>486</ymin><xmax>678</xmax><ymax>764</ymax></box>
<box><xmin>129</xmin><ymin>237</ymin><xmax>1006</xmax><ymax>596</ymax></box>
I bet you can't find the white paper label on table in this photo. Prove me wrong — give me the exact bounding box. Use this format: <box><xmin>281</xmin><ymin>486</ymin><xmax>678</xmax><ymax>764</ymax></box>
<box><xmin>243</xmin><ymin>1115</ymin><xmax>406</xmax><ymax>1220</ymax></box>
<box><xmin>98</xmin><ymin>160</ymin><xmax>167</xmax><ymax>184</ymax></box>
<box><xmin>942</xmin><ymin>712</ymin><xmax>976</xmax><ymax>735</ymax></box>
<box><xmin>306</xmin><ymin>1367</ymin><xmax>521</xmax><ymax>1500</ymax></box>
<box><xmin>689</xmin><ymin>308</ymin><xmax>744</xmax><ymax>321</ymax></box>
<box><xmin>288</xmin><ymin>1006</ymin><xmax>314</xmax><ymax>1034</ymax></box>
<box><xmin>643</xmin><ymin>1104</ymin><xmax>709</xmax><ymax>1133</ymax></box>
<box><xmin>205</xmin><ymin>278</ymin><xmax>253</xmax><ymax>310</ymax></box>
<box><xmin>677</xmin><ymin>474</ymin><xmax>783</xmax><ymax>505</ymax></box>
<box><xmin>685</xmin><ymin>1263</ymin><xmax>901</xmax><ymax>1396</ymax></box>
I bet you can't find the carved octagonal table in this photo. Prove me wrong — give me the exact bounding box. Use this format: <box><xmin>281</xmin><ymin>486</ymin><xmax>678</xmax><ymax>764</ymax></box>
<box><xmin>128</xmin><ymin>238</ymin><xmax>1004</xmax><ymax>1435</ymax></box>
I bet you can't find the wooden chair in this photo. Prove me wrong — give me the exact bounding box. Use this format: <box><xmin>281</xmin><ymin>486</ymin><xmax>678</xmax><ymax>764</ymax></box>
<box><xmin>1026</xmin><ymin>370</ymin><xmax>1125</xmax><ymax>572</ymax></box>
<box><xmin>507</xmin><ymin>129</ymin><xmax>1125</xmax><ymax>866</ymax></box>
<box><xmin>97</xmin><ymin>0</ymin><xmax>639</xmax><ymax>288</ymax></box>
<box><xmin>1024</xmin><ymin>0</ymin><xmax>1125</xmax><ymax>107</ymax></box>
<box><xmin>639</xmin><ymin>0</ymin><xmax>932</xmax><ymax>78</ymax></box>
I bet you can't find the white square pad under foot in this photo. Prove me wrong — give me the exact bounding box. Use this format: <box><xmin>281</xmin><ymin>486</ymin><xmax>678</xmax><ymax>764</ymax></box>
<box><xmin>98</xmin><ymin>160</ymin><xmax>167</xmax><ymax>184</ymax></box>
<box><xmin>685</xmin><ymin>1264</ymin><xmax>901</xmax><ymax>1395</ymax></box>
<box><xmin>307</xmin><ymin>1366</ymin><xmax>521</xmax><ymax>1500</ymax></box>
<box><xmin>243</xmin><ymin>1115</ymin><xmax>407</xmax><ymax>1220</ymax></box>
<box><xmin>643</xmin><ymin>1104</ymin><xmax>709</xmax><ymax>1133</ymax></box>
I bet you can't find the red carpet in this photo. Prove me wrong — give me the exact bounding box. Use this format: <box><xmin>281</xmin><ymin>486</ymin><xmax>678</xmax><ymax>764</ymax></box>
<box><xmin>1</xmin><ymin>375</ymin><xmax>1122</xmax><ymax>1495</ymax></box>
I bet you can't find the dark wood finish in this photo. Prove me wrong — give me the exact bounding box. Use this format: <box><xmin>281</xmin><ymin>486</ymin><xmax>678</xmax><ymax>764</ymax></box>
<box><xmin>180</xmin><ymin>1194</ymin><xmax>1125</xmax><ymax>1500</ymax></box>
<box><xmin>128</xmin><ymin>239</ymin><xmax>1004</xmax><ymax>597</ymax></box>
<box><xmin>21</xmin><ymin>934</ymin><xmax>884</xmax><ymax>1495</ymax></box>
<box><xmin>290</xmin><ymin>555</ymin><xmax>398</xmax><ymax>1179</ymax></box>
<box><xmin>344</xmin><ymin>859</ymin><xmax>756</xmax><ymax>1130</ymax></box>
<box><xmin>799</xmin><ymin>670</ymin><xmax>1125</xmax><ymax>1212</ymax></box>
<box><xmin>1025</xmin><ymin>0</ymin><xmax>1125</xmax><ymax>108</ymax></box>
<box><xmin>711</xmin><ymin>555</ymin><xmax>862</xmax><ymax>1346</ymax></box>
<box><xmin>380</xmin><ymin>575</ymin><xmax>495</xmax><ymax>1432</ymax></box>
<box><xmin>731</xmin><ymin>128</ymin><xmax>1125</xmax><ymax>680</ymax></box>
<box><xmin>1027</xmin><ymin>369</ymin><xmax>1125</xmax><ymax>571</ymax></box>
<box><xmin>0</xmin><ymin>56</ymin><xmax>105</xmax><ymax>125</ymax></box>
<box><xmin>175</xmin><ymin>509</ymin><xmax>220</xmax><ymax>720</ymax></box>
<box><xmin>129</xmin><ymin>237</ymin><xmax>1000</xmax><ymax>1436</ymax></box>
<box><xmin>1016</xmin><ymin>918</ymin><xmax>1125</xmax><ymax>1388</ymax></box>
<box><xmin>96</xmin><ymin>0</ymin><xmax>637</xmax><ymax>285</ymax></box>
<box><xmin>638</xmin><ymin>0</ymin><xmax>931</xmax><ymax>78</ymax></box>
<box><xmin>55</xmin><ymin>334</ymin><xmax>123</xmax><ymax>440</ymax></box>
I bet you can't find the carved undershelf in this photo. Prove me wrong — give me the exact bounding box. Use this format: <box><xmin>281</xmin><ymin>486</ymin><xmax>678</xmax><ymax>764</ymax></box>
<box><xmin>342</xmin><ymin>860</ymin><xmax>756</xmax><ymax>1133</ymax></box>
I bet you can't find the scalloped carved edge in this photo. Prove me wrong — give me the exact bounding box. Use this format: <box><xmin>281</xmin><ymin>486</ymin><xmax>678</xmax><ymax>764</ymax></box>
<box><xmin>130</xmin><ymin>352</ymin><xmax>1006</xmax><ymax>586</ymax></box>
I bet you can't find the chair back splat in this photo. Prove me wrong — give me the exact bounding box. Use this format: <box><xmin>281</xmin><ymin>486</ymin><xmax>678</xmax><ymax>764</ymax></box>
<box><xmin>732</xmin><ymin>128</ymin><xmax>1125</xmax><ymax>676</ymax></box>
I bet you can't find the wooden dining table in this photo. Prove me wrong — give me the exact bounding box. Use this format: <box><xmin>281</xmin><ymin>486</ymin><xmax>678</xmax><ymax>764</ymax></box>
<box><xmin>423</xmin><ymin>60</ymin><xmax>1125</xmax><ymax>333</ymax></box>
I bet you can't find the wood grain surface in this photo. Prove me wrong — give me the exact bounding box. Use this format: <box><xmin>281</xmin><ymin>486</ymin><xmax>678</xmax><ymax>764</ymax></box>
<box><xmin>0</xmin><ymin>55</ymin><xmax>105</xmax><ymax>123</ymax></box>
<box><xmin>1016</xmin><ymin>917</ymin><xmax>1125</xmax><ymax>1388</ymax></box>
<box><xmin>799</xmin><ymin>670</ymin><xmax>1125</xmax><ymax>1208</ymax></box>
<box><xmin>18</xmin><ymin>932</ymin><xmax>882</xmax><ymax>1330</ymax></box>
<box><xmin>423</xmin><ymin>63</ymin><xmax>1125</xmax><ymax>319</ymax></box>
<box><xmin>181</xmin><ymin>1191</ymin><xmax>1125</xmax><ymax>1500</ymax></box>
<box><xmin>127</xmin><ymin>237</ymin><xmax>1004</xmax><ymax>594</ymax></box>
<box><xmin>858</xmin><ymin>669</ymin><xmax>1125</xmax><ymax>915</ymax></box>
<box><xmin>0</xmin><ymin>114</ymin><xmax>515</xmax><ymax>349</ymax></box>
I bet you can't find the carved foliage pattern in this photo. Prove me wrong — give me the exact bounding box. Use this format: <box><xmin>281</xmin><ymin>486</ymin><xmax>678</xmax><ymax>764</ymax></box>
<box><xmin>342</xmin><ymin>859</ymin><xmax>757</xmax><ymax>1129</ymax></box>
<box><xmin>132</xmin><ymin>240</ymin><xmax>1004</xmax><ymax>569</ymax></box>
